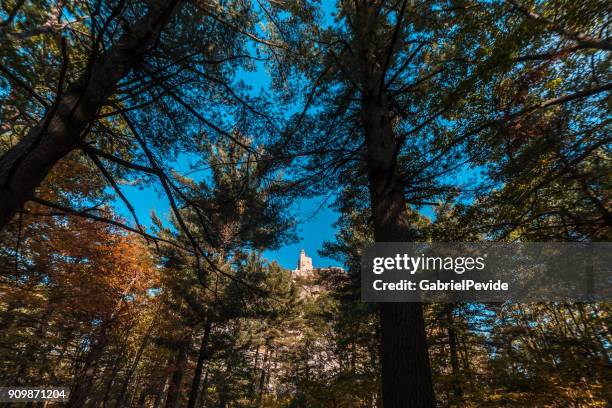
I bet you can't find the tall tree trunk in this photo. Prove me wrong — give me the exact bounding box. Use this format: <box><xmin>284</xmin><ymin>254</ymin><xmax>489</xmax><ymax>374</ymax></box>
<box><xmin>153</xmin><ymin>381</ymin><xmax>167</xmax><ymax>408</ymax></box>
<box><xmin>66</xmin><ymin>321</ymin><xmax>112</xmax><ymax>408</ymax></box>
<box><xmin>66</xmin><ymin>276</ymin><xmax>140</xmax><ymax>407</ymax></box>
<box><xmin>199</xmin><ymin>370</ymin><xmax>209</xmax><ymax>408</ymax></box>
<box><xmin>257</xmin><ymin>340</ymin><xmax>270</xmax><ymax>404</ymax></box>
<box><xmin>187</xmin><ymin>319</ymin><xmax>213</xmax><ymax>408</ymax></box>
<box><xmin>165</xmin><ymin>338</ymin><xmax>190</xmax><ymax>408</ymax></box>
<box><xmin>100</xmin><ymin>332</ymin><xmax>131</xmax><ymax>408</ymax></box>
<box><xmin>14</xmin><ymin>310</ymin><xmax>51</xmax><ymax>385</ymax></box>
<box><xmin>446</xmin><ymin>305</ymin><xmax>462</xmax><ymax>400</ymax></box>
<box><xmin>115</xmin><ymin>312</ymin><xmax>159</xmax><ymax>408</ymax></box>
<box><xmin>0</xmin><ymin>0</ymin><xmax>181</xmax><ymax>231</ymax></box>
<box><xmin>361</xmin><ymin>92</ymin><xmax>435</xmax><ymax>407</ymax></box>
<box><xmin>218</xmin><ymin>358</ymin><xmax>233</xmax><ymax>408</ymax></box>
<box><xmin>152</xmin><ymin>358</ymin><xmax>173</xmax><ymax>408</ymax></box>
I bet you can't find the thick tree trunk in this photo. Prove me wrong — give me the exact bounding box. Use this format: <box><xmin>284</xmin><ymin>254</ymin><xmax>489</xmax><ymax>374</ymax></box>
<box><xmin>361</xmin><ymin>94</ymin><xmax>435</xmax><ymax>407</ymax></box>
<box><xmin>187</xmin><ymin>318</ymin><xmax>213</xmax><ymax>408</ymax></box>
<box><xmin>379</xmin><ymin>303</ymin><xmax>432</xmax><ymax>407</ymax></box>
<box><xmin>0</xmin><ymin>0</ymin><xmax>181</xmax><ymax>231</ymax></box>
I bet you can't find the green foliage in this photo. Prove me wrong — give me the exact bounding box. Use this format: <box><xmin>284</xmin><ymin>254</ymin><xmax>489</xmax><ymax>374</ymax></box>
<box><xmin>0</xmin><ymin>0</ymin><xmax>610</xmax><ymax>407</ymax></box>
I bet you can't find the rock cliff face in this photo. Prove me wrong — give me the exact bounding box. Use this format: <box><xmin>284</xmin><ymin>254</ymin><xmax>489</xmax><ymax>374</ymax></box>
<box><xmin>260</xmin><ymin>251</ymin><xmax>344</xmax><ymax>396</ymax></box>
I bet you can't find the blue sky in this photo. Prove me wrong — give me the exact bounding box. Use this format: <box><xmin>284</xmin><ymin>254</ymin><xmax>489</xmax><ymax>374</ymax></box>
<box><xmin>115</xmin><ymin>183</ymin><xmax>342</xmax><ymax>270</ymax></box>
<box><xmin>110</xmin><ymin>1</ymin><xmax>479</xmax><ymax>271</ymax></box>
<box><xmin>262</xmin><ymin>198</ymin><xmax>341</xmax><ymax>270</ymax></box>
<box><xmin>113</xmin><ymin>1</ymin><xmax>343</xmax><ymax>270</ymax></box>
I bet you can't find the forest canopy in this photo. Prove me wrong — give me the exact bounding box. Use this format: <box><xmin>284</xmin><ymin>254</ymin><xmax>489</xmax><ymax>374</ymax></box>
<box><xmin>0</xmin><ymin>0</ymin><xmax>610</xmax><ymax>407</ymax></box>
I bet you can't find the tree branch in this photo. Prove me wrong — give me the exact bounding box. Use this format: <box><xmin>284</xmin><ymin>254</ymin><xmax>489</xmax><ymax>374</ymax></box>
<box><xmin>378</xmin><ymin>0</ymin><xmax>409</xmax><ymax>98</ymax></box>
<box><xmin>508</xmin><ymin>0</ymin><xmax>612</xmax><ymax>51</ymax></box>
<box><xmin>84</xmin><ymin>149</ymin><xmax>149</xmax><ymax>241</ymax></box>
<box><xmin>27</xmin><ymin>196</ymin><xmax>184</xmax><ymax>250</ymax></box>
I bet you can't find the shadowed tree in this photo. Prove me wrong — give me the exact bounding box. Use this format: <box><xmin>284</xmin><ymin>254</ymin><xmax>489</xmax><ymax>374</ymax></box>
<box><xmin>274</xmin><ymin>1</ymin><xmax>610</xmax><ymax>406</ymax></box>
<box><xmin>0</xmin><ymin>0</ymin><xmax>182</xmax><ymax>228</ymax></box>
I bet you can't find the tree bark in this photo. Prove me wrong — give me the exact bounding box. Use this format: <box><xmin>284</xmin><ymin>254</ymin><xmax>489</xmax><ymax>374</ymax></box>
<box><xmin>187</xmin><ymin>318</ymin><xmax>213</xmax><ymax>408</ymax></box>
<box><xmin>0</xmin><ymin>0</ymin><xmax>181</xmax><ymax>231</ymax></box>
<box><xmin>361</xmin><ymin>92</ymin><xmax>435</xmax><ymax>407</ymax></box>
<box><xmin>348</xmin><ymin>2</ymin><xmax>435</xmax><ymax>405</ymax></box>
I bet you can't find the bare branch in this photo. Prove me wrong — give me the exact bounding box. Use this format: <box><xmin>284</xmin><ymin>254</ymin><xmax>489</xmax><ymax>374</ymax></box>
<box><xmin>84</xmin><ymin>149</ymin><xmax>149</xmax><ymax>240</ymax></box>
<box><xmin>82</xmin><ymin>146</ymin><xmax>160</xmax><ymax>175</ymax></box>
<box><xmin>28</xmin><ymin>196</ymin><xmax>184</xmax><ymax>250</ymax></box>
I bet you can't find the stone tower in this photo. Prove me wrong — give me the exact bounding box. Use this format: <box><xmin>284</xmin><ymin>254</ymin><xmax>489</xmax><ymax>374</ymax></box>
<box><xmin>291</xmin><ymin>249</ymin><xmax>344</xmax><ymax>297</ymax></box>
<box><xmin>294</xmin><ymin>249</ymin><xmax>313</xmax><ymax>277</ymax></box>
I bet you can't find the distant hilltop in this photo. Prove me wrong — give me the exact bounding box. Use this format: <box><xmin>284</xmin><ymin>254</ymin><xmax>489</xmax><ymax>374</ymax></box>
<box><xmin>293</xmin><ymin>248</ymin><xmax>344</xmax><ymax>275</ymax></box>
<box><xmin>291</xmin><ymin>249</ymin><xmax>343</xmax><ymax>297</ymax></box>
